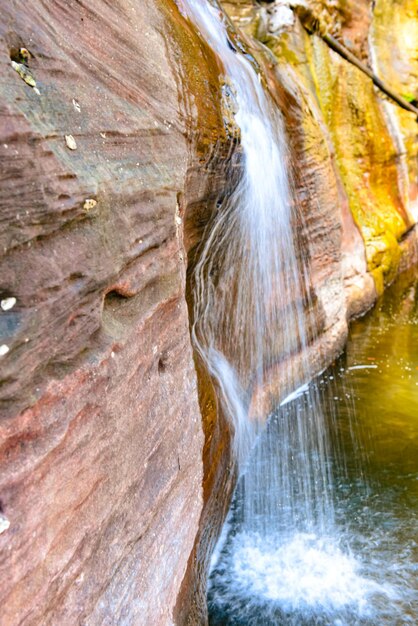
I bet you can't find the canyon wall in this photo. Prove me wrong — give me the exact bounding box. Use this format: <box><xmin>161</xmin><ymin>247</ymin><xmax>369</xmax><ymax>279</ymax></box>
<box><xmin>0</xmin><ymin>1</ymin><xmax>223</xmax><ymax>623</ymax></box>
<box><xmin>0</xmin><ymin>0</ymin><xmax>417</xmax><ymax>624</ymax></box>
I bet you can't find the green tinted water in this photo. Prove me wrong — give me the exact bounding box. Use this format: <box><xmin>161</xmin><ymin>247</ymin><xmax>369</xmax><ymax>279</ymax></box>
<box><xmin>323</xmin><ymin>268</ymin><xmax>418</xmax><ymax>623</ymax></box>
<box><xmin>340</xmin><ymin>270</ymin><xmax>418</xmax><ymax>477</ymax></box>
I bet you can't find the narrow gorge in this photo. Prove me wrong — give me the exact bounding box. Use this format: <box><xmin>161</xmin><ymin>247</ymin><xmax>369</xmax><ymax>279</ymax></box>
<box><xmin>0</xmin><ymin>0</ymin><xmax>417</xmax><ymax>624</ymax></box>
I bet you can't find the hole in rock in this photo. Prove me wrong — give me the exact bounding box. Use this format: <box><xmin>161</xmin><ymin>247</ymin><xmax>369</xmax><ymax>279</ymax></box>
<box><xmin>9</xmin><ymin>46</ymin><xmax>33</xmax><ymax>65</ymax></box>
<box><xmin>104</xmin><ymin>289</ymin><xmax>131</xmax><ymax>311</ymax></box>
<box><xmin>158</xmin><ymin>355</ymin><xmax>168</xmax><ymax>375</ymax></box>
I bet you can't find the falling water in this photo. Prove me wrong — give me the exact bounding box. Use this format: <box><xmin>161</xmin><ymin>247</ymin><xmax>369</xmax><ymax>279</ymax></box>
<box><xmin>177</xmin><ymin>0</ymin><xmax>415</xmax><ymax>623</ymax></box>
<box><xmin>180</xmin><ymin>0</ymin><xmax>333</xmax><ymax>530</ymax></box>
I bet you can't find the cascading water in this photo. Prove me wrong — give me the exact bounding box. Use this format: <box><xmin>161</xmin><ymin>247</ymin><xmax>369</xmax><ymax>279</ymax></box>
<box><xmin>178</xmin><ymin>1</ymin><xmax>417</xmax><ymax>624</ymax></box>
<box><xmin>180</xmin><ymin>0</ymin><xmax>334</xmax><ymax>535</ymax></box>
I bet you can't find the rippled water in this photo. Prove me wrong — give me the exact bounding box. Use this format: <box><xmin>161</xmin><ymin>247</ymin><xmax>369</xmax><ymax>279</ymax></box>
<box><xmin>208</xmin><ymin>270</ymin><xmax>418</xmax><ymax>625</ymax></box>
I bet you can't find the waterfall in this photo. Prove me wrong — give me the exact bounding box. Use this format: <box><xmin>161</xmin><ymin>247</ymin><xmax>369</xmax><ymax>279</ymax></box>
<box><xmin>178</xmin><ymin>0</ymin><xmax>396</xmax><ymax>623</ymax></box>
<box><xmin>180</xmin><ymin>0</ymin><xmax>333</xmax><ymax>533</ymax></box>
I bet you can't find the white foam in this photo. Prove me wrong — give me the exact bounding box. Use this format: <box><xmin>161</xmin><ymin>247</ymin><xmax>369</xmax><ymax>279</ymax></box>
<box><xmin>229</xmin><ymin>532</ymin><xmax>393</xmax><ymax>614</ymax></box>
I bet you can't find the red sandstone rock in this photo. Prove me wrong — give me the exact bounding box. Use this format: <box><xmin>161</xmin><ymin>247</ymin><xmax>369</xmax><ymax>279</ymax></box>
<box><xmin>0</xmin><ymin>1</ymin><xmax>207</xmax><ymax>624</ymax></box>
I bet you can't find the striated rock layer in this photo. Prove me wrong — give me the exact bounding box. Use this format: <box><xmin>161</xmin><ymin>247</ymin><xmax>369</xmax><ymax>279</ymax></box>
<box><xmin>0</xmin><ymin>0</ymin><xmax>417</xmax><ymax>624</ymax></box>
<box><xmin>0</xmin><ymin>1</ymin><xmax>222</xmax><ymax>623</ymax></box>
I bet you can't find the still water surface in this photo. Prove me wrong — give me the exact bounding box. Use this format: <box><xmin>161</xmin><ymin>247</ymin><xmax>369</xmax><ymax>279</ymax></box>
<box><xmin>208</xmin><ymin>270</ymin><xmax>418</xmax><ymax>625</ymax></box>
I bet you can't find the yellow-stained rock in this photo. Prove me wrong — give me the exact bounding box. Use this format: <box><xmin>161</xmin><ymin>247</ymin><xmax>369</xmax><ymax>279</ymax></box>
<box><xmin>371</xmin><ymin>0</ymin><xmax>418</xmax><ymax>224</ymax></box>
<box><xmin>222</xmin><ymin>0</ymin><xmax>417</xmax><ymax>294</ymax></box>
<box><xmin>307</xmin><ymin>36</ymin><xmax>409</xmax><ymax>291</ymax></box>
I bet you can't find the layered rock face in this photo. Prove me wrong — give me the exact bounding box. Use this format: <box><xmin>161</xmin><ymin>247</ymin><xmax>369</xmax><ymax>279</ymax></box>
<box><xmin>198</xmin><ymin>0</ymin><xmax>418</xmax><ymax>426</ymax></box>
<box><xmin>0</xmin><ymin>1</ymin><xmax>225</xmax><ymax>623</ymax></box>
<box><xmin>0</xmin><ymin>0</ymin><xmax>417</xmax><ymax>625</ymax></box>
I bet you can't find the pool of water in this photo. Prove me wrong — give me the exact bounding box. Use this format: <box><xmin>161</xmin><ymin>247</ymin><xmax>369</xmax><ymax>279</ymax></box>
<box><xmin>208</xmin><ymin>270</ymin><xmax>418</xmax><ymax>625</ymax></box>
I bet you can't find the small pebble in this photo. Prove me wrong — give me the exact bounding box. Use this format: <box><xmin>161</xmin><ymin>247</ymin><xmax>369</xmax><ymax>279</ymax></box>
<box><xmin>11</xmin><ymin>61</ymin><xmax>36</xmax><ymax>88</ymax></box>
<box><xmin>83</xmin><ymin>198</ymin><xmax>97</xmax><ymax>211</ymax></box>
<box><xmin>0</xmin><ymin>514</ymin><xmax>10</xmax><ymax>535</ymax></box>
<box><xmin>65</xmin><ymin>134</ymin><xmax>77</xmax><ymax>150</ymax></box>
<box><xmin>0</xmin><ymin>345</ymin><xmax>10</xmax><ymax>356</ymax></box>
<box><xmin>19</xmin><ymin>48</ymin><xmax>31</xmax><ymax>63</ymax></box>
<box><xmin>1</xmin><ymin>297</ymin><xmax>16</xmax><ymax>311</ymax></box>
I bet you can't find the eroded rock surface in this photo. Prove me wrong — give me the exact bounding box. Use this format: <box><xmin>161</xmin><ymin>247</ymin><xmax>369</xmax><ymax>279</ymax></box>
<box><xmin>0</xmin><ymin>1</ymin><xmax>217</xmax><ymax>624</ymax></box>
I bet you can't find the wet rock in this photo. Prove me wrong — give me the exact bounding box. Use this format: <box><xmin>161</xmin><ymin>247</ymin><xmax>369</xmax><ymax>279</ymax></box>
<box><xmin>1</xmin><ymin>0</ymin><xmax>417</xmax><ymax>624</ymax></box>
<box><xmin>222</xmin><ymin>0</ymin><xmax>417</xmax><ymax>296</ymax></box>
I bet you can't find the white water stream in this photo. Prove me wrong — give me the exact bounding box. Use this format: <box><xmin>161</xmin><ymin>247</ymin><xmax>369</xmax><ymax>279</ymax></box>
<box><xmin>179</xmin><ymin>0</ymin><xmax>333</xmax><ymax>531</ymax></box>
